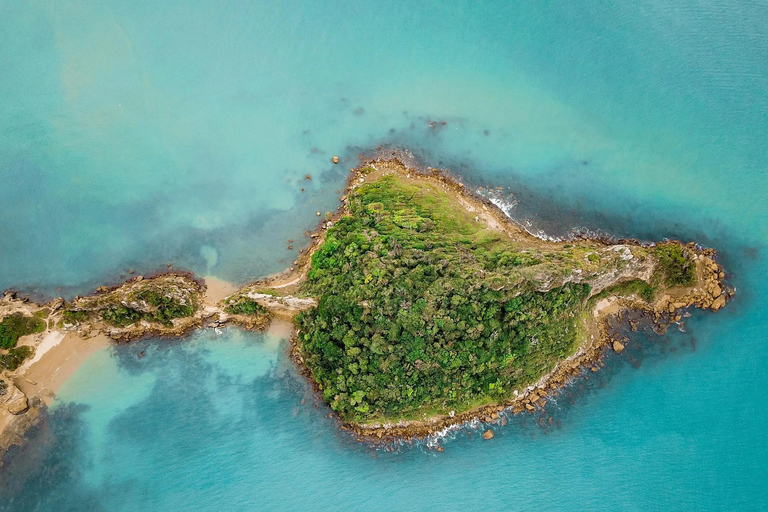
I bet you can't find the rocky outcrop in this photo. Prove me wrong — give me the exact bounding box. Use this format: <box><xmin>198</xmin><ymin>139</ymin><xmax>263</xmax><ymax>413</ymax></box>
<box><xmin>242</xmin><ymin>293</ymin><xmax>316</xmax><ymax>312</ymax></box>
<box><xmin>0</xmin><ymin>380</ymin><xmax>28</xmax><ymax>415</ymax></box>
<box><xmin>64</xmin><ymin>273</ymin><xmax>206</xmax><ymax>342</ymax></box>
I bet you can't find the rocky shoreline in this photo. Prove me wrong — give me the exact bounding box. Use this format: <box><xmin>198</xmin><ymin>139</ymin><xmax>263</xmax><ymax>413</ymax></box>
<box><xmin>339</xmin><ymin>249</ymin><xmax>730</xmax><ymax>442</ymax></box>
<box><xmin>1</xmin><ymin>156</ymin><xmax>733</xmax><ymax>456</ymax></box>
<box><xmin>293</xmin><ymin>158</ymin><xmax>733</xmax><ymax>442</ymax></box>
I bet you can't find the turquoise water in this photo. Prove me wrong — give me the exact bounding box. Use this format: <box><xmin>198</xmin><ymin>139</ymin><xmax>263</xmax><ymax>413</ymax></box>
<box><xmin>1</xmin><ymin>1</ymin><xmax>767</xmax><ymax>510</ymax></box>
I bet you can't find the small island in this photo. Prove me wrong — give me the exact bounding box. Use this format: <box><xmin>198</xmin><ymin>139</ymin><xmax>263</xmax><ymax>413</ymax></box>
<box><xmin>1</xmin><ymin>158</ymin><xmax>731</xmax><ymax>452</ymax></box>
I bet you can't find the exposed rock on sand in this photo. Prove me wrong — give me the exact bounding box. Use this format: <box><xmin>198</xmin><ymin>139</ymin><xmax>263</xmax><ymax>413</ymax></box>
<box><xmin>1</xmin><ymin>381</ymin><xmax>28</xmax><ymax>415</ymax></box>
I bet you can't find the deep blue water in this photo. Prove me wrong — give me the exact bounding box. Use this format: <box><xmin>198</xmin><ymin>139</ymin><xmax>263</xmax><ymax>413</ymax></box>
<box><xmin>1</xmin><ymin>1</ymin><xmax>766</xmax><ymax>510</ymax></box>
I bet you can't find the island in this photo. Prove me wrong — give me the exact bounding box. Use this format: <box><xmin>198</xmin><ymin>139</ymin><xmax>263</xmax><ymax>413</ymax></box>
<box><xmin>0</xmin><ymin>158</ymin><xmax>732</xmax><ymax>453</ymax></box>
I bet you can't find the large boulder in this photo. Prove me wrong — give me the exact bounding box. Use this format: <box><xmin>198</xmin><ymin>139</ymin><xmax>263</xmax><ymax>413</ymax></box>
<box><xmin>0</xmin><ymin>380</ymin><xmax>29</xmax><ymax>415</ymax></box>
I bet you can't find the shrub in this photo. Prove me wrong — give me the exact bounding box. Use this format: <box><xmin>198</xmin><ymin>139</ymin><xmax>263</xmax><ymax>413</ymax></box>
<box><xmin>0</xmin><ymin>313</ymin><xmax>45</xmax><ymax>349</ymax></box>
<box><xmin>225</xmin><ymin>298</ymin><xmax>267</xmax><ymax>316</ymax></box>
<box><xmin>654</xmin><ymin>244</ymin><xmax>695</xmax><ymax>287</ymax></box>
<box><xmin>0</xmin><ymin>345</ymin><xmax>34</xmax><ymax>370</ymax></box>
<box><xmin>101</xmin><ymin>306</ymin><xmax>143</xmax><ymax>327</ymax></box>
<box><xmin>63</xmin><ymin>309</ymin><xmax>90</xmax><ymax>325</ymax></box>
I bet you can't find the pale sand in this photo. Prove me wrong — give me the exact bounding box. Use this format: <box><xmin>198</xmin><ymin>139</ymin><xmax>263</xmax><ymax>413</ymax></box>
<box><xmin>203</xmin><ymin>276</ymin><xmax>239</xmax><ymax>305</ymax></box>
<box><xmin>16</xmin><ymin>331</ymin><xmax>66</xmax><ymax>374</ymax></box>
<box><xmin>14</xmin><ymin>333</ymin><xmax>111</xmax><ymax>404</ymax></box>
<box><xmin>266</xmin><ymin>318</ymin><xmax>295</xmax><ymax>340</ymax></box>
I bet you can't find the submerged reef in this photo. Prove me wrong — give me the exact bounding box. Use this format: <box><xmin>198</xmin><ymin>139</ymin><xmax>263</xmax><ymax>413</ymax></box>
<box><xmin>0</xmin><ymin>158</ymin><xmax>732</xmax><ymax>452</ymax></box>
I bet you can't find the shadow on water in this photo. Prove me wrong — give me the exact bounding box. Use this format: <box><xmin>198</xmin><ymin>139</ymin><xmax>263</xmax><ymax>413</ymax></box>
<box><xmin>0</xmin><ymin>403</ymin><xmax>106</xmax><ymax>512</ymax></box>
<box><xmin>0</xmin><ymin>123</ymin><xmax>763</xmax><ymax>507</ymax></box>
<box><xmin>398</xmin><ymin>310</ymin><xmax>713</xmax><ymax>455</ymax></box>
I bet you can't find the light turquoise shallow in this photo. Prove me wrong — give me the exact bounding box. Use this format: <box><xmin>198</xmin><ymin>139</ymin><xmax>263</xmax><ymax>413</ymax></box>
<box><xmin>1</xmin><ymin>1</ymin><xmax>766</xmax><ymax>511</ymax></box>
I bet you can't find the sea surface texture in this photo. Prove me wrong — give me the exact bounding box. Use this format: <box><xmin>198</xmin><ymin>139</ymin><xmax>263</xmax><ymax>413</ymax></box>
<box><xmin>1</xmin><ymin>1</ymin><xmax>767</xmax><ymax>511</ymax></box>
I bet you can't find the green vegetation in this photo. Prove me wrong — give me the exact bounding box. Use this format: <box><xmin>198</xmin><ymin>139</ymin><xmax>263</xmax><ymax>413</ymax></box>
<box><xmin>101</xmin><ymin>306</ymin><xmax>143</xmax><ymax>327</ymax></box>
<box><xmin>133</xmin><ymin>290</ymin><xmax>195</xmax><ymax>325</ymax></box>
<box><xmin>0</xmin><ymin>313</ymin><xmax>45</xmax><ymax>350</ymax></box>
<box><xmin>34</xmin><ymin>308</ymin><xmax>51</xmax><ymax>319</ymax></box>
<box><xmin>97</xmin><ymin>290</ymin><xmax>195</xmax><ymax>328</ymax></box>
<box><xmin>296</xmin><ymin>174</ymin><xmax>596</xmax><ymax>421</ymax></box>
<box><xmin>593</xmin><ymin>279</ymin><xmax>657</xmax><ymax>303</ymax></box>
<box><xmin>654</xmin><ymin>244</ymin><xmax>695</xmax><ymax>287</ymax></box>
<box><xmin>63</xmin><ymin>287</ymin><xmax>196</xmax><ymax>329</ymax></box>
<box><xmin>225</xmin><ymin>298</ymin><xmax>268</xmax><ymax>316</ymax></box>
<box><xmin>0</xmin><ymin>346</ymin><xmax>34</xmax><ymax>371</ymax></box>
<box><xmin>62</xmin><ymin>309</ymin><xmax>91</xmax><ymax>325</ymax></box>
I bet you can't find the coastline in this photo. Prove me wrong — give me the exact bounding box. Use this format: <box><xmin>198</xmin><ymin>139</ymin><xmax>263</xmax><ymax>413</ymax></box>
<box><xmin>0</xmin><ymin>156</ymin><xmax>733</xmax><ymax>453</ymax></box>
<box><xmin>0</xmin><ymin>332</ymin><xmax>110</xmax><ymax>459</ymax></box>
<box><xmin>287</xmin><ymin>157</ymin><xmax>732</xmax><ymax>441</ymax></box>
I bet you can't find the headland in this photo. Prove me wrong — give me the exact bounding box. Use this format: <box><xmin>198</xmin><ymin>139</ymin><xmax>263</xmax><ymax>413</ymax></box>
<box><xmin>0</xmin><ymin>157</ymin><xmax>732</xmax><ymax>455</ymax></box>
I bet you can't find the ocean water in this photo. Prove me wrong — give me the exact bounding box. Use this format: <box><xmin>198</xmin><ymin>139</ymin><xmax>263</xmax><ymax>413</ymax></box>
<box><xmin>1</xmin><ymin>1</ymin><xmax>766</xmax><ymax>510</ymax></box>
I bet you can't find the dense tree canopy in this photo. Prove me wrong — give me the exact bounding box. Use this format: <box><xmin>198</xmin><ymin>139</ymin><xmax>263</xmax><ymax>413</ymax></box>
<box><xmin>296</xmin><ymin>174</ymin><xmax>593</xmax><ymax>421</ymax></box>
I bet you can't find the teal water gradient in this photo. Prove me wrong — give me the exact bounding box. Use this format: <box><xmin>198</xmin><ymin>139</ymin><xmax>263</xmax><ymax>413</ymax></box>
<box><xmin>1</xmin><ymin>1</ymin><xmax>767</xmax><ymax>510</ymax></box>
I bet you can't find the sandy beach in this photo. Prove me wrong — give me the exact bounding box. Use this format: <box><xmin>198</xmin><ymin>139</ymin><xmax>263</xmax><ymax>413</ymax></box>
<box><xmin>203</xmin><ymin>276</ymin><xmax>239</xmax><ymax>305</ymax></box>
<box><xmin>13</xmin><ymin>333</ymin><xmax>111</xmax><ymax>405</ymax></box>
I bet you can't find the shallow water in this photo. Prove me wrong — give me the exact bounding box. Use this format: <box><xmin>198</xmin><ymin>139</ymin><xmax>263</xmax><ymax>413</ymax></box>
<box><xmin>1</xmin><ymin>1</ymin><xmax>767</xmax><ymax>510</ymax></box>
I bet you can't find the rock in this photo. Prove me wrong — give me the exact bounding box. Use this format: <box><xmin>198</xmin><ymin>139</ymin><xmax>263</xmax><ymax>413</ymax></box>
<box><xmin>8</xmin><ymin>395</ymin><xmax>28</xmax><ymax>415</ymax></box>
<box><xmin>316</xmin><ymin>211</ymin><xmax>321</xmax><ymax>216</ymax></box>
<box><xmin>331</xmin><ymin>155</ymin><xmax>340</xmax><ymax>164</ymax></box>
<box><xmin>708</xmin><ymin>282</ymin><xmax>722</xmax><ymax>298</ymax></box>
<box><xmin>711</xmin><ymin>295</ymin><xmax>726</xmax><ymax>311</ymax></box>
<box><xmin>491</xmin><ymin>412</ymin><xmax>499</xmax><ymax>420</ymax></box>
<box><xmin>135</xmin><ymin>276</ymin><xmax>143</xmax><ymax>282</ymax></box>
<box><xmin>482</xmin><ymin>429</ymin><xmax>494</xmax><ymax>440</ymax></box>
<box><xmin>436</xmin><ymin>445</ymin><xmax>444</xmax><ymax>452</ymax></box>
<box><xmin>96</xmin><ymin>286</ymin><xmax>108</xmax><ymax>293</ymax></box>
<box><xmin>129</xmin><ymin>269</ymin><xmax>135</xmax><ymax>274</ymax></box>
<box><xmin>48</xmin><ymin>297</ymin><xmax>65</xmax><ymax>311</ymax></box>
<box><xmin>668</xmin><ymin>303</ymin><xmax>676</xmax><ymax>313</ymax></box>
<box><xmin>1</xmin><ymin>382</ymin><xmax>29</xmax><ymax>415</ymax></box>
<box><xmin>613</xmin><ymin>340</ymin><xmax>625</xmax><ymax>354</ymax></box>
<box><xmin>525</xmin><ymin>403</ymin><xmax>535</xmax><ymax>412</ymax></box>
<box><xmin>529</xmin><ymin>393</ymin><xmax>539</xmax><ymax>403</ymax></box>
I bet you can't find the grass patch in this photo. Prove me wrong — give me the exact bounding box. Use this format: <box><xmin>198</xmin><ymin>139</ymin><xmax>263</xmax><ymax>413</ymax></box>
<box><xmin>0</xmin><ymin>313</ymin><xmax>45</xmax><ymax>349</ymax></box>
